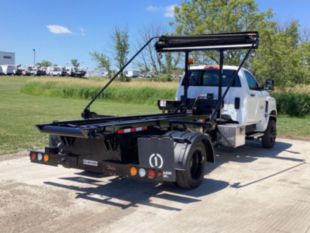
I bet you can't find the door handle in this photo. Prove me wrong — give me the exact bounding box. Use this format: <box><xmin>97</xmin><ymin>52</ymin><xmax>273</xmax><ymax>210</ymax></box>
<box><xmin>250</xmin><ymin>93</ymin><xmax>255</xmax><ymax>97</ymax></box>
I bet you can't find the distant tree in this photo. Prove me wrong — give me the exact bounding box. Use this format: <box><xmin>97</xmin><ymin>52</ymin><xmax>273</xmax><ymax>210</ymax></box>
<box><xmin>173</xmin><ymin>0</ymin><xmax>273</xmax><ymax>65</ymax></box>
<box><xmin>172</xmin><ymin>0</ymin><xmax>309</xmax><ymax>87</ymax></box>
<box><xmin>37</xmin><ymin>60</ymin><xmax>52</xmax><ymax>67</ymax></box>
<box><xmin>90</xmin><ymin>52</ymin><xmax>112</xmax><ymax>78</ymax></box>
<box><xmin>70</xmin><ymin>58</ymin><xmax>80</xmax><ymax>69</ymax></box>
<box><xmin>136</xmin><ymin>25</ymin><xmax>181</xmax><ymax>77</ymax></box>
<box><xmin>252</xmin><ymin>20</ymin><xmax>310</xmax><ymax>87</ymax></box>
<box><xmin>113</xmin><ymin>27</ymin><xmax>129</xmax><ymax>81</ymax></box>
<box><xmin>164</xmin><ymin>53</ymin><xmax>172</xmax><ymax>75</ymax></box>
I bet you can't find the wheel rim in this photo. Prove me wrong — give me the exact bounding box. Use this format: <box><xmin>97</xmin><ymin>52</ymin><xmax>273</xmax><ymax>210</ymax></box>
<box><xmin>190</xmin><ymin>150</ymin><xmax>203</xmax><ymax>180</ymax></box>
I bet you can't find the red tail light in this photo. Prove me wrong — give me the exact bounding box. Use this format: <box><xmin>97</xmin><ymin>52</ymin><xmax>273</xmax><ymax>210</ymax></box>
<box><xmin>147</xmin><ymin>169</ymin><xmax>156</xmax><ymax>179</ymax></box>
<box><xmin>30</xmin><ymin>152</ymin><xmax>37</xmax><ymax>160</ymax></box>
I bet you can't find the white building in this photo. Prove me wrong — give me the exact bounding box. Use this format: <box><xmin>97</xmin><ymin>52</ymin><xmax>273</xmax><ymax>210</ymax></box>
<box><xmin>0</xmin><ymin>51</ymin><xmax>15</xmax><ymax>65</ymax></box>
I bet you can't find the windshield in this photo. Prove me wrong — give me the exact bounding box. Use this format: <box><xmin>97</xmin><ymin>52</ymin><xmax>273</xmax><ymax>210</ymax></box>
<box><xmin>183</xmin><ymin>69</ymin><xmax>241</xmax><ymax>87</ymax></box>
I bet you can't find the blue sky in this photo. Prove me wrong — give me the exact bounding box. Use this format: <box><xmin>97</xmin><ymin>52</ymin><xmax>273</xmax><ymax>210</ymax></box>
<box><xmin>0</xmin><ymin>0</ymin><xmax>309</xmax><ymax>69</ymax></box>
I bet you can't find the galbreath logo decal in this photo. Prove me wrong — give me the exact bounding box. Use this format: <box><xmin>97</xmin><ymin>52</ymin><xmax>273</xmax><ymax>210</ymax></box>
<box><xmin>149</xmin><ymin>153</ymin><xmax>164</xmax><ymax>168</ymax></box>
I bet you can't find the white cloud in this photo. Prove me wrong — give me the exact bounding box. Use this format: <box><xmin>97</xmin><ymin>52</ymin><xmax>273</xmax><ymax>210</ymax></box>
<box><xmin>47</xmin><ymin>25</ymin><xmax>72</xmax><ymax>34</ymax></box>
<box><xmin>146</xmin><ymin>4</ymin><xmax>178</xmax><ymax>18</ymax></box>
<box><xmin>146</xmin><ymin>5</ymin><xmax>159</xmax><ymax>12</ymax></box>
<box><xmin>164</xmin><ymin>5</ymin><xmax>177</xmax><ymax>18</ymax></box>
<box><xmin>79</xmin><ymin>27</ymin><xmax>86</xmax><ymax>36</ymax></box>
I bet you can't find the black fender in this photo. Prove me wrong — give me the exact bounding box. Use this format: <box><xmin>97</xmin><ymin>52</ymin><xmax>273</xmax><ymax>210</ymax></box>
<box><xmin>269</xmin><ymin>110</ymin><xmax>277</xmax><ymax>121</ymax></box>
<box><xmin>165</xmin><ymin>131</ymin><xmax>215</xmax><ymax>171</ymax></box>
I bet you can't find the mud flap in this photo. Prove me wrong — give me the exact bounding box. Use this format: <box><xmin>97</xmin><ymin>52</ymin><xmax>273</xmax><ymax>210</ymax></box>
<box><xmin>138</xmin><ymin>137</ymin><xmax>176</xmax><ymax>181</ymax></box>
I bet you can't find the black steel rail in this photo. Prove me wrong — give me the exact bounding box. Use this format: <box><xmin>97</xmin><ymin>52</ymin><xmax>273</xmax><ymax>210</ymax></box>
<box><xmin>37</xmin><ymin>112</ymin><xmax>208</xmax><ymax>138</ymax></box>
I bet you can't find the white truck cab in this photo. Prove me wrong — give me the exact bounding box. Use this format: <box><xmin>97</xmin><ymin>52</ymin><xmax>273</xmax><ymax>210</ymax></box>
<box><xmin>46</xmin><ymin>66</ymin><xmax>62</xmax><ymax>76</ymax></box>
<box><xmin>176</xmin><ymin>65</ymin><xmax>277</xmax><ymax>148</ymax></box>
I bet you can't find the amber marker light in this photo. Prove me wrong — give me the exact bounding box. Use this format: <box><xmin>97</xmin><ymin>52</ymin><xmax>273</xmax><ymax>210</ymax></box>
<box><xmin>130</xmin><ymin>167</ymin><xmax>138</xmax><ymax>176</ymax></box>
<box><xmin>43</xmin><ymin>153</ymin><xmax>49</xmax><ymax>162</ymax></box>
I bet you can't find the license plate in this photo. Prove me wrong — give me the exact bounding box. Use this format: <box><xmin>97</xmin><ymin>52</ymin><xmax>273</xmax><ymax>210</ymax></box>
<box><xmin>83</xmin><ymin>159</ymin><xmax>98</xmax><ymax>167</ymax></box>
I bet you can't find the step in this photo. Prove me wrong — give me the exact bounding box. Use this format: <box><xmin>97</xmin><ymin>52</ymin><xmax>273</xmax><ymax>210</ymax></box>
<box><xmin>246</xmin><ymin>133</ymin><xmax>264</xmax><ymax>140</ymax></box>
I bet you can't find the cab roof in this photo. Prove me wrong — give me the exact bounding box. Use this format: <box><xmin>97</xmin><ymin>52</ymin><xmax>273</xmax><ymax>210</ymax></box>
<box><xmin>190</xmin><ymin>65</ymin><xmax>240</xmax><ymax>71</ymax></box>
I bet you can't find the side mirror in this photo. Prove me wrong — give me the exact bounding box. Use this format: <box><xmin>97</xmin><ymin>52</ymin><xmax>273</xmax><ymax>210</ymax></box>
<box><xmin>264</xmin><ymin>79</ymin><xmax>274</xmax><ymax>91</ymax></box>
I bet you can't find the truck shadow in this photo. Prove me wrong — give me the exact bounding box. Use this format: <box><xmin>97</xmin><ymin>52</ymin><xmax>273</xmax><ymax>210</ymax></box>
<box><xmin>44</xmin><ymin>140</ymin><xmax>303</xmax><ymax>211</ymax></box>
<box><xmin>45</xmin><ymin>177</ymin><xmax>228</xmax><ymax>211</ymax></box>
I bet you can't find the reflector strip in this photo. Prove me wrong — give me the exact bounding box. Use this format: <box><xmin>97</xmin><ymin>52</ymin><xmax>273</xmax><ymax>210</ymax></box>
<box><xmin>117</xmin><ymin>126</ymin><xmax>148</xmax><ymax>134</ymax></box>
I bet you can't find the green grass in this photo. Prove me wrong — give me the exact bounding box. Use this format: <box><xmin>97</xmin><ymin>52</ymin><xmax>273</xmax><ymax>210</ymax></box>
<box><xmin>277</xmin><ymin>115</ymin><xmax>310</xmax><ymax>138</ymax></box>
<box><xmin>21</xmin><ymin>78</ymin><xmax>177</xmax><ymax>105</ymax></box>
<box><xmin>22</xmin><ymin>78</ymin><xmax>310</xmax><ymax>117</ymax></box>
<box><xmin>0</xmin><ymin>77</ymin><xmax>309</xmax><ymax>155</ymax></box>
<box><xmin>0</xmin><ymin>77</ymin><xmax>158</xmax><ymax>155</ymax></box>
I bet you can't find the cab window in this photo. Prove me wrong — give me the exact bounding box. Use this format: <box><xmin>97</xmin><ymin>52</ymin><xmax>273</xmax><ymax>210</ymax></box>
<box><xmin>244</xmin><ymin>70</ymin><xmax>259</xmax><ymax>90</ymax></box>
<box><xmin>202</xmin><ymin>69</ymin><xmax>241</xmax><ymax>87</ymax></box>
<box><xmin>183</xmin><ymin>69</ymin><xmax>241</xmax><ymax>87</ymax></box>
<box><xmin>188</xmin><ymin>70</ymin><xmax>202</xmax><ymax>86</ymax></box>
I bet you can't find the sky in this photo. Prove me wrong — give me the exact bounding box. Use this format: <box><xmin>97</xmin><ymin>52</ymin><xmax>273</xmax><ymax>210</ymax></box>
<box><xmin>0</xmin><ymin>0</ymin><xmax>309</xmax><ymax>69</ymax></box>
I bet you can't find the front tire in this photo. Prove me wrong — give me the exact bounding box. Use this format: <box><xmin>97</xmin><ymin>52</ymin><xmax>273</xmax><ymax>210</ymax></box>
<box><xmin>175</xmin><ymin>142</ymin><xmax>206</xmax><ymax>189</ymax></box>
<box><xmin>262</xmin><ymin>118</ymin><xmax>276</xmax><ymax>148</ymax></box>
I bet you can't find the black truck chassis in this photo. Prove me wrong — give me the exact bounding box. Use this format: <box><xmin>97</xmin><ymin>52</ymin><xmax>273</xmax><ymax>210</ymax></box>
<box><xmin>30</xmin><ymin>112</ymin><xmax>215</xmax><ymax>187</ymax></box>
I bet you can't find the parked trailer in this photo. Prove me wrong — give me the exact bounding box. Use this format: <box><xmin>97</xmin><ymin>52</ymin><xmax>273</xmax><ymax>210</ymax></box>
<box><xmin>29</xmin><ymin>32</ymin><xmax>277</xmax><ymax>189</ymax></box>
<box><xmin>126</xmin><ymin>70</ymin><xmax>140</xmax><ymax>78</ymax></box>
<box><xmin>1</xmin><ymin>64</ymin><xmax>16</xmax><ymax>75</ymax></box>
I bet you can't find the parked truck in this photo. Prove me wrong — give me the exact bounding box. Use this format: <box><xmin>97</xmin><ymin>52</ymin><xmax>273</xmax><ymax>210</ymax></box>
<box><xmin>46</xmin><ymin>66</ymin><xmax>62</xmax><ymax>76</ymax></box>
<box><xmin>29</xmin><ymin>32</ymin><xmax>277</xmax><ymax>189</ymax></box>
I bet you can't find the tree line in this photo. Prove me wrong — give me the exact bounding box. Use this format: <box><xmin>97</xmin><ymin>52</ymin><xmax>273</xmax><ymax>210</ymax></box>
<box><xmin>91</xmin><ymin>0</ymin><xmax>310</xmax><ymax>87</ymax></box>
<box><xmin>36</xmin><ymin>58</ymin><xmax>80</xmax><ymax>69</ymax></box>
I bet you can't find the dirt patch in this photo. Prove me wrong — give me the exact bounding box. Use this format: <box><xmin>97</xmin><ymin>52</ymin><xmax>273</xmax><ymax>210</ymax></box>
<box><xmin>0</xmin><ymin>150</ymin><xmax>28</xmax><ymax>162</ymax></box>
<box><xmin>0</xmin><ymin>181</ymin><xmax>73</xmax><ymax>233</ymax></box>
<box><xmin>278</xmin><ymin>134</ymin><xmax>310</xmax><ymax>142</ymax></box>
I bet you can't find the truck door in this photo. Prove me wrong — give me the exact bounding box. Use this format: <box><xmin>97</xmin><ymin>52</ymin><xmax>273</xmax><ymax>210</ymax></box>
<box><xmin>244</xmin><ymin>70</ymin><xmax>265</xmax><ymax>123</ymax></box>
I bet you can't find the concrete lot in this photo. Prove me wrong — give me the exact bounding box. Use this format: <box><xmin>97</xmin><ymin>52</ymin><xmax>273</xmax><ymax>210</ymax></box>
<box><xmin>0</xmin><ymin>138</ymin><xmax>309</xmax><ymax>233</ymax></box>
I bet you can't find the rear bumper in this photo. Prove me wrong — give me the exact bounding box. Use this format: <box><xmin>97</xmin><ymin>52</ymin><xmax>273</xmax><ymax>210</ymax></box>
<box><xmin>29</xmin><ymin>149</ymin><xmax>175</xmax><ymax>182</ymax></box>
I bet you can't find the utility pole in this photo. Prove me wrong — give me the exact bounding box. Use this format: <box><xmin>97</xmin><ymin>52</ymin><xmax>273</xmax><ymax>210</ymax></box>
<box><xmin>33</xmin><ymin>49</ymin><xmax>36</xmax><ymax>66</ymax></box>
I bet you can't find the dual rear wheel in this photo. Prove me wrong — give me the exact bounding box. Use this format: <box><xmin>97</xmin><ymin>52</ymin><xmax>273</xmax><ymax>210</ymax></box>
<box><xmin>175</xmin><ymin>142</ymin><xmax>206</xmax><ymax>189</ymax></box>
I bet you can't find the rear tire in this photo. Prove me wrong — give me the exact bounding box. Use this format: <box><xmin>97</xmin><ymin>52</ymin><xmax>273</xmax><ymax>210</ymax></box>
<box><xmin>175</xmin><ymin>142</ymin><xmax>206</xmax><ymax>189</ymax></box>
<box><xmin>262</xmin><ymin>118</ymin><xmax>276</xmax><ymax>148</ymax></box>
